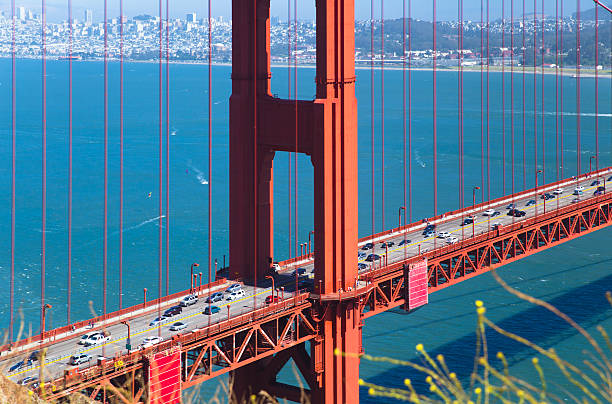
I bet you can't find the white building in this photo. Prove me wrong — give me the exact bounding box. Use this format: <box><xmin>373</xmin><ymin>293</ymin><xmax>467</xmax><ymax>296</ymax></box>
<box><xmin>84</xmin><ymin>9</ymin><xmax>92</xmax><ymax>26</ymax></box>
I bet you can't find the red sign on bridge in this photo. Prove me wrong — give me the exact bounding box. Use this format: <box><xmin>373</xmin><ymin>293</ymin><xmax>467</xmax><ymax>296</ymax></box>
<box><xmin>409</xmin><ymin>259</ymin><xmax>429</xmax><ymax>310</ymax></box>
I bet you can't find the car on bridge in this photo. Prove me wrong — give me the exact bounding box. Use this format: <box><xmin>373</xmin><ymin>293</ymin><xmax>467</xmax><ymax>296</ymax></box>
<box><xmin>69</xmin><ymin>353</ymin><xmax>91</xmax><ymax>366</ymax></box>
<box><xmin>506</xmin><ymin>203</ymin><xmax>516</xmax><ymax>209</ymax></box>
<box><xmin>483</xmin><ymin>209</ymin><xmax>495</xmax><ymax>216</ymax></box>
<box><xmin>437</xmin><ymin>231</ymin><xmax>450</xmax><ymax>238</ymax></box>
<box><xmin>271</xmin><ymin>263</ymin><xmax>281</xmax><ymax>273</ymax></box>
<box><xmin>226</xmin><ymin>284</ymin><xmax>242</xmax><ymax>294</ymax></box>
<box><xmin>507</xmin><ymin>209</ymin><xmax>526</xmax><ymax>217</ymax></box>
<box><xmin>203</xmin><ymin>306</ymin><xmax>220</xmax><ymax>315</ymax></box>
<box><xmin>573</xmin><ymin>189</ymin><xmax>584</xmax><ymax>196</ymax></box>
<box><xmin>9</xmin><ymin>358</ymin><xmax>34</xmax><ymax>373</ymax></box>
<box><xmin>265</xmin><ymin>295</ymin><xmax>280</xmax><ymax>304</ymax></box>
<box><xmin>422</xmin><ymin>224</ymin><xmax>436</xmax><ymax>235</ymax></box>
<box><xmin>205</xmin><ymin>292</ymin><xmax>224</xmax><ymax>303</ymax></box>
<box><xmin>461</xmin><ymin>218</ymin><xmax>474</xmax><ymax>226</ymax></box>
<box><xmin>575</xmin><ymin>186</ymin><xmax>585</xmax><ymax>192</ymax></box>
<box><xmin>17</xmin><ymin>377</ymin><xmax>38</xmax><ymax>389</ymax></box>
<box><xmin>170</xmin><ymin>321</ymin><xmax>187</xmax><ymax>331</ymax></box>
<box><xmin>78</xmin><ymin>333</ymin><xmax>95</xmax><ymax>345</ymax></box>
<box><xmin>591</xmin><ymin>180</ymin><xmax>601</xmax><ymax>186</ymax></box>
<box><xmin>526</xmin><ymin>200</ymin><xmax>536</xmax><ymax>206</ymax></box>
<box><xmin>380</xmin><ymin>241</ymin><xmax>394</xmax><ymax>248</ymax></box>
<box><xmin>226</xmin><ymin>290</ymin><xmax>246</xmax><ymax>301</ymax></box>
<box><xmin>608</xmin><ymin>176</ymin><xmax>612</xmax><ymax>182</ymax></box>
<box><xmin>446</xmin><ymin>236</ymin><xmax>459</xmax><ymax>244</ymax></box>
<box><xmin>398</xmin><ymin>239</ymin><xmax>411</xmax><ymax>246</ymax></box>
<box><xmin>295</xmin><ymin>268</ymin><xmax>307</xmax><ymax>276</ymax></box>
<box><xmin>149</xmin><ymin>317</ymin><xmax>168</xmax><ymax>327</ymax></box>
<box><xmin>83</xmin><ymin>331</ymin><xmax>111</xmax><ymax>347</ymax></box>
<box><xmin>180</xmin><ymin>294</ymin><xmax>198</xmax><ymax>307</ymax></box>
<box><xmin>358</xmin><ymin>263</ymin><xmax>368</xmax><ymax>270</ymax></box>
<box><xmin>541</xmin><ymin>193</ymin><xmax>555</xmax><ymax>200</ymax></box>
<box><xmin>365</xmin><ymin>254</ymin><xmax>381</xmax><ymax>262</ymax></box>
<box><xmin>358</xmin><ymin>251</ymin><xmax>367</xmax><ymax>258</ymax></box>
<box><xmin>163</xmin><ymin>305</ymin><xmax>183</xmax><ymax>318</ymax></box>
<box><xmin>139</xmin><ymin>336</ymin><xmax>163</xmax><ymax>350</ymax></box>
<box><xmin>595</xmin><ymin>189</ymin><xmax>604</xmax><ymax>196</ymax></box>
<box><xmin>361</xmin><ymin>242</ymin><xmax>374</xmax><ymax>250</ymax></box>
<box><xmin>553</xmin><ymin>188</ymin><xmax>564</xmax><ymax>195</ymax></box>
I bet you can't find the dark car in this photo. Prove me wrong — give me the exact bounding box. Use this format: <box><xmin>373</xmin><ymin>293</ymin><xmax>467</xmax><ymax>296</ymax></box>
<box><xmin>398</xmin><ymin>239</ymin><xmax>411</xmax><ymax>246</ymax></box>
<box><xmin>358</xmin><ymin>263</ymin><xmax>368</xmax><ymax>270</ymax></box>
<box><xmin>491</xmin><ymin>211</ymin><xmax>501</xmax><ymax>217</ymax></box>
<box><xmin>540</xmin><ymin>193</ymin><xmax>554</xmax><ymax>200</ymax></box>
<box><xmin>597</xmin><ymin>186</ymin><xmax>605</xmax><ymax>192</ymax></box>
<box><xmin>508</xmin><ymin>209</ymin><xmax>526</xmax><ymax>217</ymax></box>
<box><xmin>17</xmin><ymin>376</ymin><xmax>38</xmax><ymax>386</ymax></box>
<box><xmin>380</xmin><ymin>241</ymin><xmax>395</xmax><ymax>248</ymax></box>
<box><xmin>461</xmin><ymin>218</ymin><xmax>474</xmax><ymax>226</ymax></box>
<box><xmin>205</xmin><ymin>292</ymin><xmax>224</xmax><ymax>303</ymax></box>
<box><xmin>595</xmin><ymin>189</ymin><xmax>604</xmax><ymax>196</ymax></box>
<box><xmin>591</xmin><ymin>180</ymin><xmax>601</xmax><ymax>186</ymax></box>
<box><xmin>526</xmin><ymin>200</ymin><xmax>536</xmax><ymax>207</ymax></box>
<box><xmin>163</xmin><ymin>305</ymin><xmax>183</xmax><ymax>317</ymax></box>
<box><xmin>365</xmin><ymin>254</ymin><xmax>381</xmax><ymax>262</ymax></box>
<box><xmin>9</xmin><ymin>359</ymin><xmax>33</xmax><ymax>372</ymax></box>
<box><xmin>422</xmin><ymin>224</ymin><xmax>436</xmax><ymax>235</ymax></box>
<box><xmin>202</xmin><ymin>306</ymin><xmax>221</xmax><ymax>315</ymax></box>
<box><xmin>361</xmin><ymin>242</ymin><xmax>374</xmax><ymax>251</ymax></box>
<box><xmin>423</xmin><ymin>230</ymin><xmax>435</xmax><ymax>238</ymax></box>
<box><xmin>608</xmin><ymin>176</ymin><xmax>612</xmax><ymax>182</ymax></box>
<box><xmin>506</xmin><ymin>203</ymin><xmax>516</xmax><ymax>209</ymax></box>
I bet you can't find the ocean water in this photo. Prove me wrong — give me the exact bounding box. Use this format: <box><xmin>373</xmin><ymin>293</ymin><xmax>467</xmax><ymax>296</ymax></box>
<box><xmin>0</xmin><ymin>58</ymin><xmax>611</xmax><ymax>400</ymax></box>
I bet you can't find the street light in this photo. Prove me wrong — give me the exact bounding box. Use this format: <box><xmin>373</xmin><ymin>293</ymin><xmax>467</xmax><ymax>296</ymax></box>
<box><xmin>143</xmin><ymin>288</ymin><xmax>147</xmax><ymax>308</ymax></box>
<box><xmin>190</xmin><ymin>263</ymin><xmax>199</xmax><ymax>292</ymax></box>
<box><xmin>41</xmin><ymin>303</ymin><xmax>52</xmax><ymax>341</ymax></box>
<box><xmin>265</xmin><ymin>275</ymin><xmax>275</xmax><ymax>301</ymax></box>
<box><xmin>398</xmin><ymin>206</ymin><xmax>406</xmax><ymax>229</ymax></box>
<box><xmin>198</xmin><ymin>272</ymin><xmax>203</xmax><ymax>294</ymax></box>
<box><xmin>122</xmin><ymin>321</ymin><xmax>131</xmax><ymax>351</ymax></box>
<box><xmin>472</xmin><ymin>186</ymin><xmax>480</xmax><ymax>238</ymax></box>
<box><xmin>590</xmin><ymin>155</ymin><xmax>597</xmax><ymax>173</ymax></box>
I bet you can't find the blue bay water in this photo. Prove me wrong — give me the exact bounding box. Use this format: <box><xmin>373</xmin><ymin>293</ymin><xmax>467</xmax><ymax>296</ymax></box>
<box><xmin>0</xmin><ymin>58</ymin><xmax>611</xmax><ymax>400</ymax></box>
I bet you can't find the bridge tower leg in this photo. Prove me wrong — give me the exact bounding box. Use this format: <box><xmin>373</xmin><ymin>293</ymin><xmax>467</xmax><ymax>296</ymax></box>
<box><xmin>230</xmin><ymin>0</ymin><xmax>359</xmax><ymax>402</ymax></box>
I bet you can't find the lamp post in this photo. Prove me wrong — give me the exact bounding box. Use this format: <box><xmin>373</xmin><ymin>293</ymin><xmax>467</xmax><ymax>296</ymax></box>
<box><xmin>472</xmin><ymin>186</ymin><xmax>480</xmax><ymax>238</ymax></box>
<box><xmin>398</xmin><ymin>206</ymin><xmax>406</xmax><ymax>229</ymax></box>
<box><xmin>536</xmin><ymin>169</ymin><xmax>543</xmax><ymax>216</ymax></box>
<box><xmin>198</xmin><ymin>272</ymin><xmax>202</xmax><ymax>294</ymax></box>
<box><xmin>41</xmin><ymin>303</ymin><xmax>52</xmax><ymax>341</ymax></box>
<box><xmin>308</xmin><ymin>231</ymin><xmax>315</xmax><ymax>255</ymax></box>
<box><xmin>190</xmin><ymin>263</ymin><xmax>199</xmax><ymax>292</ymax></box>
<box><xmin>143</xmin><ymin>288</ymin><xmax>147</xmax><ymax>308</ymax></box>
<box><xmin>265</xmin><ymin>275</ymin><xmax>275</xmax><ymax>301</ymax></box>
<box><xmin>281</xmin><ymin>286</ymin><xmax>285</xmax><ymax>300</ymax></box>
<box><xmin>122</xmin><ymin>321</ymin><xmax>131</xmax><ymax>351</ymax></box>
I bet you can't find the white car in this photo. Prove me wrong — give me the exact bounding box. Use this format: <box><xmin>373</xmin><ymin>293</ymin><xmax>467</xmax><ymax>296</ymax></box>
<box><xmin>437</xmin><ymin>231</ymin><xmax>450</xmax><ymax>239</ymax></box>
<box><xmin>226</xmin><ymin>290</ymin><xmax>246</xmax><ymax>301</ymax></box>
<box><xmin>69</xmin><ymin>353</ymin><xmax>91</xmax><ymax>365</ymax></box>
<box><xmin>83</xmin><ymin>332</ymin><xmax>111</xmax><ymax>347</ymax></box>
<box><xmin>139</xmin><ymin>336</ymin><xmax>163</xmax><ymax>350</ymax></box>
<box><xmin>78</xmin><ymin>333</ymin><xmax>94</xmax><ymax>345</ymax></box>
<box><xmin>179</xmin><ymin>294</ymin><xmax>198</xmax><ymax>307</ymax></box>
<box><xmin>483</xmin><ymin>209</ymin><xmax>496</xmax><ymax>216</ymax></box>
<box><xmin>446</xmin><ymin>236</ymin><xmax>459</xmax><ymax>244</ymax></box>
<box><xmin>170</xmin><ymin>321</ymin><xmax>187</xmax><ymax>331</ymax></box>
<box><xmin>553</xmin><ymin>188</ymin><xmax>564</xmax><ymax>195</ymax></box>
<box><xmin>575</xmin><ymin>186</ymin><xmax>585</xmax><ymax>192</ymax></box>
<box><xmin>149</xmin><ymin>317</ymin><xmax>167</xmax><ymax>327</ymax></box>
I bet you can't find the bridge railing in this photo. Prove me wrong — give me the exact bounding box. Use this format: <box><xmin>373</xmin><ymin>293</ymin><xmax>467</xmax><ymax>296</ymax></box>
<box><xmin>0</xmin><ymin>278</ymin><xmax>229</xmax><ymax>358</ymax></box>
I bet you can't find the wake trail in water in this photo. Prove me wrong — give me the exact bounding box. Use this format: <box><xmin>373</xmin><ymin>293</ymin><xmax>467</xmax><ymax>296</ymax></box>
<box><xmin>186</xmin><ymin>163</ymin><xmax>209</xmax><ymax>185</ymax></box>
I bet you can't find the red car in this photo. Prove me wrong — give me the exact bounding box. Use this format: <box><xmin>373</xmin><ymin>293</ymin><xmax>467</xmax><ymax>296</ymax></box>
<box><xmin>265</xmin><ymin>295</ymin><xmax>279</xmax><ymax>304</ymax></box>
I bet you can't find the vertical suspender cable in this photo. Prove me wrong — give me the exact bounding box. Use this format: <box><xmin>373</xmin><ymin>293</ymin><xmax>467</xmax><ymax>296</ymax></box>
<box><xmin>533</xmin><ymin>1</ymin><xmax>538</xmax><ymax>196</ymax></box>
<box><xmin>371</xmin><ymin>0</ymin><xmax>375</xmax><ymax>241</ymax></box>
<box><xmin>293</xmin><ymin>0</ymin><xmax>298</xmax><ymax>255</ymax></box>
<box><xmin>67</xmin><ymin>0</ymin><xmax>73</xmax><ymax>323</ymax></box>
<box><xmin>208</xmin><ymin>0</ymin><xmax>212</xmax><ymax>286</ymax></box>
<box><xmin>165</xmin><ymin>0</ymin><xmax>170</xmax><ymax>295</ymax></box>
<box><xmin>576</xmin><ymin>0</ymin><xmax>581</xmax><ymax>176</ymax></box>
<box><xmin>541</xmin><ymin>0</ymin><xmax>545</xmax><ymax>185</ymax></box>
<box><xmin>381</xmin><ymin>0</ymin><xmax>385</xmax><ymax>231</ymax></box>
<box><xmin>103</xmin><ymin>0</ymin><xmax>108</xmax><ymax>317</ymax></box>
<box><xmin>41</xmin><ymin>0</ymin><xmax>47</xmax><ymax>331</ymax></box>
<box><xmin>287</xmin><ymin>0</ymin><xmax>292</xmax><ymax>258</ymax></box>
<box><xmin>522</xmin><ymin>0</ymin><xmax>526</xmax><ymax>190</ymax></box>
<box><xmin>403</xmin><ymin>0</ymin><xmax>407</xmax><ymax>229</ymax></box>
<box><xmin>560</xmin><ymin>0</ymin><xmax>564</xmax><ymax>176</ymax></box>
<box><xmin>253</xmin><ymin>0</ymin><xmax>258</xmax><ymax>312</ymax></box>
<box><xmin>458</xmin><ymin>0</ymin><xmax>463</xmax><ymax>215</ymax></box>
<box><xmin>157</xmin><ymin>0</ymin><xmax>163</xmax><ymax>317</ymax></box>
<box><xmin>487</xmin><ymin>0</ymin><xmax>490</xmax><ymax>203</ymax></box>
<box><xmin>118</xmin><ymin>0</ymin><xmax>124</xmax><ymax>309</ymax></box>
<box><xmin>434</xmin><ymin>0</ymin><xmax>438</xmax><ymax>217</ymax></box>
<box><xmin>480</xmin><ymin>0</ymin><xmax>484</xmax><ymax>204</ymax></box>
<box><xmin>502</xmin><ymin>0</ymin><xmax>506</xmax><ymax>195</ymax></box>
<box><xmin>595</xmin><ymin>3</ymin><xmax>599</xmax><ymax>171</ymax></box>
<box><xmin>555</xmin><ymin>0</ymin><xmax>559</xmax><ymax>181</ymax></box>
<box><xmin>511</xmin><ymin>0</ymin><xmax>515</xmax><ymax>196</ymax></box>
<box><xmin>408</xmin><ymin>0</ymin><xmax>412</xmax><ymax>223</ymax></box>
<box><xmin>9</xmin><ymin>0</ymin><xmax>15</xmax><ymax>340</ymax></box>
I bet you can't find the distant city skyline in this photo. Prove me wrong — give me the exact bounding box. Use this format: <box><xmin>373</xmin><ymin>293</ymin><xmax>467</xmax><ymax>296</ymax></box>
<box><xmin>0</xmin><ymin>0</ymin><xmax>585</xmax><ymax>24</ymax></box>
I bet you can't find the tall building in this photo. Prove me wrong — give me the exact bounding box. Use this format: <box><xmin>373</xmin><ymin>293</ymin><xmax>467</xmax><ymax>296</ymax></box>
<box><xmin>186</xmin><ymin>12</ymin><xmax>196</xmax><ymax>23</ymax></box>
<box><xmin>17</xmin><ymin>6</ymin><xmax>25</xmax><ymax>21</ymax></box>
<box><xmin>84</xmin><ymin>9</ymin><xmax>92</xmax><ymax>25</ymax></box>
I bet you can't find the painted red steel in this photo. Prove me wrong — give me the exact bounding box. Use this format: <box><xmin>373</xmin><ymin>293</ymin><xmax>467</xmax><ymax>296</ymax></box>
<box><xmin>148</xmin><ymin>349</ymin><xmax>181</xmax><ymax>404</ymax></box>
<box><xmin>408</xmin><ymin>260</ymin><xmax>429</xmax><ymax>310</ymax></box>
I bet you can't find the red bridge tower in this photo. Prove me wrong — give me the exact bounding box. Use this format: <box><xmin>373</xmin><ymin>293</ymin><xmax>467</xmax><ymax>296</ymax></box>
<box><xmin>229</xmin><ymin>0</ymin><xmax>360</xmax><ymax>402</ymax></box>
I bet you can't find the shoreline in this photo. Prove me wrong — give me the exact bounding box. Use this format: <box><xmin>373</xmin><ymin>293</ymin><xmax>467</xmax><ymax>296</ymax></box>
<box><xmin>2</xmin><ymin>55</ymin><xmax>610</xmax><ymax>78</ymax></box>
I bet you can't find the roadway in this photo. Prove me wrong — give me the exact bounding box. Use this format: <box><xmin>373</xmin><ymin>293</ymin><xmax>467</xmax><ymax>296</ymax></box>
<box><xmin>2</xmin><ymin>169</ymin><xmax>611</xmax><ymax>387</ymax></box>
